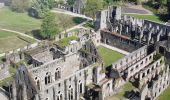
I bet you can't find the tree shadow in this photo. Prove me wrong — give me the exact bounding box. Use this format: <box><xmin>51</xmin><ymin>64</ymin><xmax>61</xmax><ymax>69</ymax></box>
<box><xmin>72</xmin><ymin>17</ymin><xmax>87</xmax><ymax>24</ymax></box>
<box><xmin>25</xmin><ymin>29</ymin><xmax>45</xmax><ymax>40</ymax></box>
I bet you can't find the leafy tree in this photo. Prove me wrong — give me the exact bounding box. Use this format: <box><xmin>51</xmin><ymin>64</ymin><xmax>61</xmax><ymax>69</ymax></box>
<box><xmin>41</xmin><ymin>12</ymin><xmax>59</xmax><ymax>40</ymax></box>
<box><xmin>58</xmin><ymin>14</ymin><xmax>72</xmax><ymax>34</ymax></box>
<box><xmin>84</xmin><ymin>0</ymin><xmax>103</xmax><ymax>20</ymax></box>
<box><xmin>10</xmin><ymin>0</ymin><xmax>30</xmax><ymax>12</ymax></box>
<box><xmin>67</xmin><ymin>0</ymin><xmax>76</xmax><ymax>6</ymax></box>
<box><xmin>168</xmin><ymin>0</ymin><xmax>170</xmax><ymax>18</ymax></box>
<box><xmin>29</xmin><ymin>0</ymin><xmax>55</xmax><ymax>18</ymax></box>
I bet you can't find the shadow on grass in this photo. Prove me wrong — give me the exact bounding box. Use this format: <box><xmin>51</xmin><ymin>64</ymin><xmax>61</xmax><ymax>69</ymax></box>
<box><xmin>25</xmin><ymin>29</ymin><xmax>45</xmax><ymax>40</ymax></box>
<box><xmin>157</xmin><ymin>14</ymin><xmax>169</xmax><ymax>23</ymax></box>
<box><xmin>72</xmin><ymin>17</ymin><xmax>87</xmax><ymax>24</ymax></box>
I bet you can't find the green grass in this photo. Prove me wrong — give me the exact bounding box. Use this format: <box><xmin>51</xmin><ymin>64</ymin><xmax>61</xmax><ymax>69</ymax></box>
<box><xmin>0</xmin><ymin>76</ymin><xmax>13</xmax><ymax>87</ymax></box>
<box><xmin>0</xmin><ymin>30</ymin><xmax>36</xmax><ymax>53</ymax></box>
<box><xmin>97</xmin><ymin>46</ymin><xmax>124</xmax><ymax>66</ymax></box>
<box><xmin>157</xmin><ymin>86</ymin><xmax>170</xmax><ymax>100</ymax></box>
<box><xmin>0</xmin><ymin>7</ymin><xmax>41</xmax><ymax>32</ymax></box>
<box><xmin>106</xmin><ymin>82</ymin><xmax>135</xmax><ymax>100</ymax></box>
<box><xmin>125</xmin><ymin>14</ymin><xmax>165</xmax><ymax>23</ymax></box>
<box><xmin>83</xmin><ymin>21</ymin><xmax>95</xmax><ymax>29</ymax></box>
<box><xmin>56</xmin><ymin>36</ymin><xmax>78</xmax><ymax>48</ymax></box>
<box><xmin>0</xmin><ymin>7</ymin><xmax>86</xmax><ymax>40</ymax></box>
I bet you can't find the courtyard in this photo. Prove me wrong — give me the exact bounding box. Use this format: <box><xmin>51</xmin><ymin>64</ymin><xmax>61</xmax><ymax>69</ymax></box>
<box><xmin>106</xmin><ymin>82</ymin><xmax>135</xmax><ymax>100</ymax></box>
<box><xmin>0</xmin><ymin>30</ymin><xmax>35</xmax><ymax>53</ymax></box>
<box><xmin>97</xmin><ymin>46</ymin><xmax>124</xmax><ymax>66</ymax></box>
<box><xmin>125</xmin><ymin>14</ymin><xmax>165</xmax><ymax>23</ymax></box>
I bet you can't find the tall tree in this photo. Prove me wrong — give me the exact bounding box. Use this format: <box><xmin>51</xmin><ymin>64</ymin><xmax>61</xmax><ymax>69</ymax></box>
<box><xmin>10</xmin><ymin>0</ymin><xmax>30</xmax><ymax>12</ymax></box>
<box><xmin>41</xmin><ymin>12</ymin><xmax>59</xmax><ymax>40</ymax></box>
<box><xmin>67</xmin><ymin>0</ymin><xmax>76</xmax><ymax>6</ymax></box>
<box><xmin>58</xmin><ymin>14</ymin><xmax>71</xmax><ymax>34</ymax></box>
<box><xmin>30</xmin><ymin>0</ymin><xmax>55</xmax><ymax>18</ymax></box>
<box><xmin>84</xmin><ymin>0</ymin><xmax>103</xmax><ymax>20</ymax></box>
<box><xmin>168</xmin><ymin>0</ymin><xmax>170</xmax><ymax>19</ymax></box>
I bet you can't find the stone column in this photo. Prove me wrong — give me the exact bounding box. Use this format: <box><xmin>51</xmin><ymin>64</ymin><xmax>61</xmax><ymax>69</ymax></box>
<box><xmin>22</xmin><ymin>83</ymin><xmax>27</xmax><ymax>100</ymax></box>
<box><xmin>12</xmin><ymin>81</ymin><xmax>17</xmax><ymax>100</ymax></box>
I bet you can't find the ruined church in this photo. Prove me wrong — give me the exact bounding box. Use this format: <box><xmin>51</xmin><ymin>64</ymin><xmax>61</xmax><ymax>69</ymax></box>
<box><xmin>1</xmin><ymin>6</ymin><xmax>170</xmax><ymax>100</ymax></box>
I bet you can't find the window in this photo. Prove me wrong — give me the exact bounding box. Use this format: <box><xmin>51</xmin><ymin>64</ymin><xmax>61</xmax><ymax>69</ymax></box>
<box><xmin>45</xmin><ymin>72</ymin><xmax>51</xmax><ymax>85</ymax></box>
<box><xmin>142</xmin><ymin>73</ymin><xmax>145</xmax><ymax>78</ymax></box>
<box><xmin>136</xmin><ymin>65</ymin><xmax>139</xmax><ymax>69</ymax></box>
<box><xmin>55</xmin><ymin>68</ymin><xmax>61</xmax><ymax>81</ymax></box>
<box><xmin>149</xmin><ymin>56</ymin><xmax>152</xmax><ymax>60</ymax></box>
<box><xmin>80</xmin><ymin>83</ymin><xmax>82</xmax><ymax>93</ymax></box>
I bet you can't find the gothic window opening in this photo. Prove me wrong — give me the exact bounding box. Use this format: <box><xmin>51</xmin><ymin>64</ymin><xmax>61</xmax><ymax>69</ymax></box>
<box><xmin>80</xmin><ymin>83</ymin><xmax>82</xmax><ymax>93</ymax></box>
<box><xmin>55</xmin><ymin>68</ymin><xmax>61</xmax><ymax>81</ymax></box>
<box><xmin>60</xmin><ymin>94</ymin><xmax>63</xmax><ymax>100</ymax></box>
<box><xmin>45</xmin><ymin>72</ymin><xmax>51</xmax><ymax>85</ymax></box>
<box><xmin>45</xmin><ymin>77</ymin><xmax>48</xmax><ymax>85</ymax></box>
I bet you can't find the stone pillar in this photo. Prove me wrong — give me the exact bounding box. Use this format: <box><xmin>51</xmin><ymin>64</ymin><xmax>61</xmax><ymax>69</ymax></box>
<box><xmin>12</xmin><ymin>81</ymin><xmax>17</xmax><ymax>100</ymax></box>
<box><xmin>140</xmin><ymin>29</ymin><xmax>144</xmax><ymax>43</ymax></box>
<box><xmin>148</xmin><ymin>29</ymin><xmax>152</xmax><ymax>45</ymax></box>
<box><xmin>23</xmin><ymin>83</ymin><xmax>27</xmax><ymax>100</ymax></box>
<box><xmin>120</xmin><ymin>24</ymin><xmax>122</xmax><ymax>35</ymax></box>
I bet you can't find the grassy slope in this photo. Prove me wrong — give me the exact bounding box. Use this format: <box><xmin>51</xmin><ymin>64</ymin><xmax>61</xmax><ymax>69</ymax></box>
<box><xmin>0</xmin><ymin>7</ymin><xmax>85</xmax><ymax>31</ymax></box>
<box><xmin>97</xmin><ymin>46</ymin><xmax>124</xmax><ymax>66</ymax></box>
<box><xmin>0</xmin><ymin>30</ymin><xmax>35</xmax><ymax>53</ymax></box>
<box><xmin>125</xmin><ymin>14</ymin><xmax>165</xmax><ymax>23</ymax></box>
<box><xmin>0</xmin><ymin>7</ymin><xmax>41</xmax><ymax>32</ymax></box>
<box><xmin>157</xmin><ymin>86</ymin><xmax>170</xmax><ymax>100</ymax></box>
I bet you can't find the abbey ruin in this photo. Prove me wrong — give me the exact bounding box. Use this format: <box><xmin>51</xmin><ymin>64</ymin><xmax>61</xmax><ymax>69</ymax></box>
<box><xmin>0</xmin><ymin>5</ymin><xmax>170</xmax><ymax>100</ymax></box>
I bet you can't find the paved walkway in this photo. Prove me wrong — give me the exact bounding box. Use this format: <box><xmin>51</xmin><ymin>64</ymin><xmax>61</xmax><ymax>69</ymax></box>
<box><xmin>51</xmin><ymin>8</ymin><xmax>93</xmax><ymax>20</ymax></box>
<box><xmin>100</xmin><ymin>43</ymin><xmax>130</xmax><ymax>55</ymax></box>
<box><xmin>122</xmin><ymin>4</ymin><xmax>153</xmax><ymax>15</ymax></box>
<box><xmin>0</xmin><ymin>28</ymin><xmax>40</xmax><ymax>42</ymax></box>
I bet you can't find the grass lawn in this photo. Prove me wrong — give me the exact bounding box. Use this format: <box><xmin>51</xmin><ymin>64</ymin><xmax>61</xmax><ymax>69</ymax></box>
<box><xmin>97</xmin><ymin>46</ymin><xmax>124</xmax><ymax>66</ymax></box>
<box><xmin>56</xmin><ymin>36</ymin><xmax>78</xmax><ymax>48</ymax></box>
<box><xmin>0</xmin><ymin>7</ymin><xmax>41</xmax><ymax>33</ymax></box>
<box><xmin>157</xmin><ymin>86</ymin><xmax>170</xmax><ymax>100</ymax></box>
<box><xmin>0</xmin><ymin>30</ymin><xmax>36</xmax><ymax>53</ymax></box>
<box><xmin>125</xmin><ymin>14</ymin><xmax>165</xmax><ymax>23</ymax></box>
<box><xmin>0</xmin><ymin>7</ymin><xmax>86</xmax><ymax>37</ymax></box>
<box><xmin>106</xmin><ymin>82</ymin><xmax>135</xmax><ymax>100</ymax></box>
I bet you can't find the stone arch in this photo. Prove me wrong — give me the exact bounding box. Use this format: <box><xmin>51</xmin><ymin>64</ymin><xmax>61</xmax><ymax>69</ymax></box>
<box><xmin>55</xmin><ymin>68</ymin><xmax>61</xmax><ymax>81</ymax></box>
<box><xmin>45</xmin><ymin>72</ymin><xmax>51</xmax><ymax>85</ymax></box>
<box><xmin>68</xmin><ymin>85</ymin><xmax>74</xmax><ymax>100</ymax></box>
<box><xmin>34</xmin><ymin>77</ymin><xmax>41</xmax><ymax>90</ymax></box>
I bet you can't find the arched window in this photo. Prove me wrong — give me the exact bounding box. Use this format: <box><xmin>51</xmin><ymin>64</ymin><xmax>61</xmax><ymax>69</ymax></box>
<box><xmin>80</xmin><ymin>83</ymin><xmax>83</xmax><ymax>93</ymax></box>
<box><xmin>45</xmin><ymin>77</ymin><xmax>48</xmax><ymax>85</ymax></box>
<box><xmin>45</xmin><ymin>72</ymin><xmax>51</xmax><ymax>85</ymax></box>
<box><xmin>60</xmin><ymin>94</ymin><xmax>63</xmax><ymax>100</ymax></box>
<box><xmin>35</xmin><ymin>77</ymin><xmax>41</xmax><ymax>90</ymax></box>
<box><xmin>55</xmin><ymin>68</ymin><xmax>61</xmax><ymax>81</ymax></box>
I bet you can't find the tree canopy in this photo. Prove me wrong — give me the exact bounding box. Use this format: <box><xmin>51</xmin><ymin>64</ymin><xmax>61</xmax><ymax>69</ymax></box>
<box><xmin>29</xmin><ymin>0</ymin><xmax>55</xmax><ymax>18</ymax></box>
<box><xmin>84</xmin><ymin>0</ymin><xmax>103</xmax><ymax>19</ymax></box>
<box><xmin>10</xmin><ymin>0</ymin><xmax>30</xmax><ymax>12</ymax></box>
<box><xmin>41</xmin><ymin>12</ymin><xmax>59</xmax><ymax>40</ymax></box>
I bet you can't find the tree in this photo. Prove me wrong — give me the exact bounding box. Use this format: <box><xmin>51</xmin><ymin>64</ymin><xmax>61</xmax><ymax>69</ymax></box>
<box><xmin>10</xmin><ymin>0</ymin><xmax>30</xmax><ymax>12</ymax></box>
<box><xmin>168</xmin><ymin>0</ymin><xmax>170</xmax><ymax>18</ymax></box>
<box><xmin>29</xmin><ymin>0</ymin><xmax>55</xmax><ymax>18</ymax></box>
<box><xmin>58</xmin><ymin>14</ymin><xmax>71</xmax><ymax>34</ymax></box>
<box><xmin>67</xmin><ymin>0</ymin><xmax>76</xmax><ymax>6</ymax></box>
<box><xmin>41</xmin><ymin>12</ymin><xmax>59</xmax><ymax>40</ymax></box>
<box><xmin>84</xmin><ymin>0</ymin><xmax>103</xmax><ymax>20</ymax></box>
